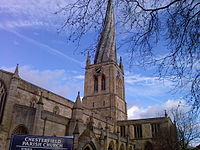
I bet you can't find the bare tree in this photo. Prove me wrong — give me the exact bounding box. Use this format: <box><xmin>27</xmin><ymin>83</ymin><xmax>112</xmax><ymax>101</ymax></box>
<box><xmin>153</xmin><ymin>105</ymin><xmax>200</xmax><ymax>150</ymax></box>
<box><xmin>56</xmin><ymin>0</ymin><xmax>200</xmax><ymax>109</ymax></box>
<box><xmin>153</xmin><ymin>125</ymin><xmax>178</xmax><ymax>150</ymax></box>
<box><xmin>171</xmin><ymin>105</ymin><xmax>200</xmax><ymax>149</ymax></box>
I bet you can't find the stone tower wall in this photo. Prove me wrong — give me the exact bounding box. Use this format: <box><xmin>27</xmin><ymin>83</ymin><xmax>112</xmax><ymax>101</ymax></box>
<box><xmin>83</xmin><ymin>61</ymin><xmax>127</xmax><ymax>120</ymax></box>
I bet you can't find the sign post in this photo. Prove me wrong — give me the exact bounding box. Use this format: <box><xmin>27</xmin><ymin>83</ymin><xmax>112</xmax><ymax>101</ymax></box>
<box><xmin>9</xmin><ymin>134</ymin><xmax>74</xmax><ymax>150</ymax></box>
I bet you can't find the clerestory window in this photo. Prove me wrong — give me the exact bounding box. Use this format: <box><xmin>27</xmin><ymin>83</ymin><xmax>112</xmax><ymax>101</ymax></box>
<box><xmin>151</xmin><ymin>123</ymin><xmax>160</xmax><ymax>137</ymax></box>
<box><xmin>120</xmin><ymin>126</ymin><xmax>126</xmax><ymax>137</ymax></box>
<box><xmin>134</xmin><ymin>124</ymin><xmax>142</xmax><ymax>138</ymax></box>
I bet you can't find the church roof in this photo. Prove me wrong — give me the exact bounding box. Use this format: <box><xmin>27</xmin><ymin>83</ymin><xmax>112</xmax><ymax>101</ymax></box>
<box><xmin>94</xmin><ymin>0</ymin><xmax>117</xmax><ymax>64</ymax></box>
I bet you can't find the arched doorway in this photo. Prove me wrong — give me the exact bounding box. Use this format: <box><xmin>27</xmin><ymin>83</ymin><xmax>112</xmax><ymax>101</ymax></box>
<box><xmin>83</xmin><ymin>143</ymin><xmax>96</xmax><ymax>150</ymax></box>
<box><xmin>144</xmin><ymin>142</ymin><xmax>153</xmax><ymax>150</ymax></box>
<box><xmin>12</xmin><ymin>125</ymin><xmax>28</xmax><ymax>134</ymax></box>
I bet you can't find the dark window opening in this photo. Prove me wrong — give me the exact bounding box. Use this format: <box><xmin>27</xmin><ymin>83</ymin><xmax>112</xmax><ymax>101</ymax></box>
<box><xmin>151</xmin><ymin>123</ymin><xmax>160</xmax><ymax>137</ymax></box>
<box><xmin>101</xmin><ymin>75</ymin><xmax>106</xmax><ymax>90</ymax></box>
<box><xmin>144</xmin><ymin>142</ymin><xmax>153</xmax><ymax>150</ymax></box>
<box><xmin>94</xmin><ymin>77</ymin><xmax>98</xmax><ymax>92</ymax></box>
<box><xmin>120</xmin><ymin>126</ymin><xmax>126</xmax><ymax>137</ymax></box>
<box><xmin>134</xmin><ymin>124</ymin><xmax>142</xmax><ymax>138</ymax></box>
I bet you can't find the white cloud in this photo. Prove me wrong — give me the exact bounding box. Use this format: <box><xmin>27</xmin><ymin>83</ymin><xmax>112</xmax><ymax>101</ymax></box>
<box><xmin>124</xmin><ymin>72</ymin><xmax>175</xmax><ymax>104</ymax></box>
<box><xmin>1</xmin><ymin>20</ymin><xmax>48</xmax><ymax>29</ymax></box>
<box><xmin>125</xmin><ymin>73</ymin><xmax>172</xmax><ymax>87</ymax></box>
<box><xmin>74</xmin><ymin>75</ymin><xmax>84</xmax><ymax>80</ymax></box>
<box><xmin>0</xmin><ymin>0</ymin><xmax>69</xmax><ymax>29</ymax></box>
<box><xmin>128</xmin><ymin>99</ymin><xmax>186</xmax><ymax>119</ymax></box>
<box><xmin>1</xmin><ymin>65</ymin><xmax>84</xmax><ymax>100</ymax></box>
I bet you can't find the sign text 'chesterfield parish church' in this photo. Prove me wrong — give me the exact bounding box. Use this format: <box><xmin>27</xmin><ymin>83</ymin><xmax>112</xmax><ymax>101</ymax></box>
<box><xmin>9</xmin><ymin>134</ymin><xmax>73</xmax><ymax>150</ymax></box>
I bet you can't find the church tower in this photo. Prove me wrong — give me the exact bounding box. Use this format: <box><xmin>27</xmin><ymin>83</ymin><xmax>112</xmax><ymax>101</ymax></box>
<box><xmin>82</xmin><ymin>0</ymin><xmax>127</xmax><ymax>121</ymax></box>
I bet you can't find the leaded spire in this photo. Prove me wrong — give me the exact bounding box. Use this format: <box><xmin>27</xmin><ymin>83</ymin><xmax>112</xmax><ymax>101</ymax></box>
<box><xmin>94</xmin><ymin>0</ymin><xmax>117</xmax><ymax>64</ymax></box>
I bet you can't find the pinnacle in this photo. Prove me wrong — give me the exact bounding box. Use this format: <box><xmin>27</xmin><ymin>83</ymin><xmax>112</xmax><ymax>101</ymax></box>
<box><xmin>37</xmin><ymin>92</ymin><xmax>44</xmax><ymax>105</ymax></box>
<box><xmin>73</xmin><ymin>91</ymin><xmax>82</xmax><ymax>109</ymax></box>
<box><xmin>13</xmin><ymin>64</ymin><xmax>20</xmax><ymax>78</ymax></box>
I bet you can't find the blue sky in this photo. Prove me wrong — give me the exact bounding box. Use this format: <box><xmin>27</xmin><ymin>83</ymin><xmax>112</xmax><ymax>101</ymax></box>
<box><xmin>0</xmin><ymin>0</ymin><xmax>183</xmax><ymax>119</ymax></box>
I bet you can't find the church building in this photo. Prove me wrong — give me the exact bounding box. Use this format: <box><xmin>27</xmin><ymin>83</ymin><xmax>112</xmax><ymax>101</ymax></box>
<box><xmin>0</xmin><ymin>0</ymin><xmax>176</xmax><ymax>149</ymax></box>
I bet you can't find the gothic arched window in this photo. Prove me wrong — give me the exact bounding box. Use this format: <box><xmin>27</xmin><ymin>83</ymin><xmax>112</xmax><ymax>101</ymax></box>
<box><xmin>12</xmin><ymin>124</ymin><xmax>28</xmax><ymax>134</ymax></box>
<box><xmin>101</xmin><ymin>75</ymin><xmax>106</xmax><ymax>90</ymax></box>
<box><xmin>94</xmin><ymin>76</ymin><xmax>98</xmax><ymax>92</ymax></box>
<box><xmin>0</xmin><ymin>80</ymin><xmax>7</xmax><ymax>124</ymax></box>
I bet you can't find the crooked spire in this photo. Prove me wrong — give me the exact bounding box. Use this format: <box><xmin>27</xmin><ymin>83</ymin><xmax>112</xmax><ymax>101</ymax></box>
<box><xmin>94</xmin><ymin>0</ymin><xmax>117</xmax><ymax>64</ymax></box>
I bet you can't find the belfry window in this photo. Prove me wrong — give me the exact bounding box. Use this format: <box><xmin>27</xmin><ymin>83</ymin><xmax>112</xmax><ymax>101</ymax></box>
<box><xmin>94</xmin><ymin>77</ymin><xmax>98</xmax><ymax>92</ymax></box>
<box><xmin>101</xmin><ymin>75</ymin><xmax>106</xmax><ymax>90</ymax></box>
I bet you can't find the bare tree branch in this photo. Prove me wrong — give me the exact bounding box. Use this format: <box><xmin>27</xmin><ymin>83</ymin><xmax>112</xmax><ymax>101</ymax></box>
<box><xmin>57</xmin><ymin>0</ymin><xmax>200</xmax><ymax>110</ymax></box>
